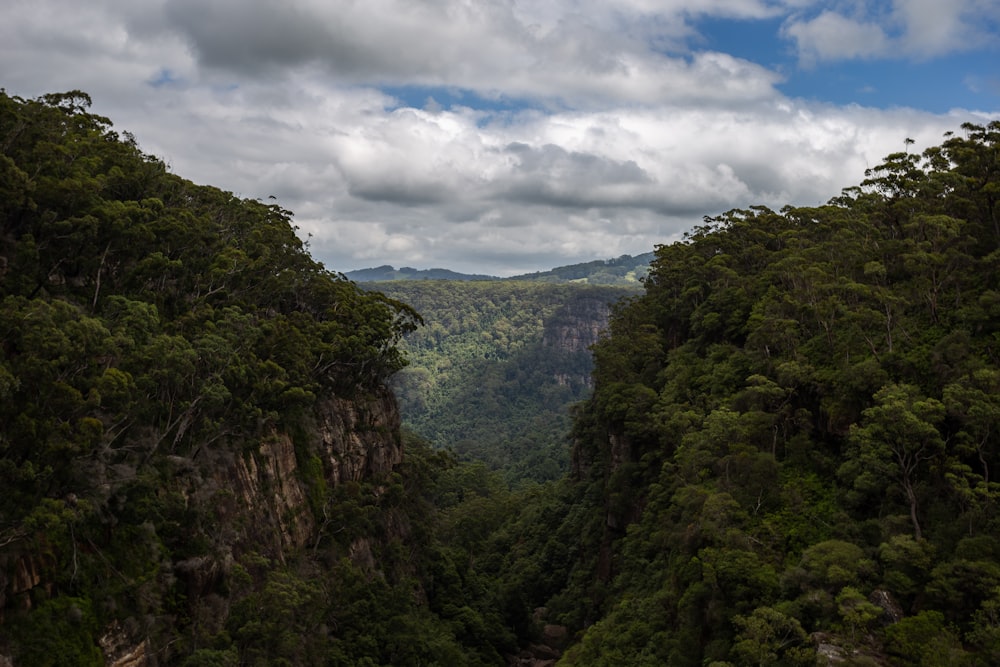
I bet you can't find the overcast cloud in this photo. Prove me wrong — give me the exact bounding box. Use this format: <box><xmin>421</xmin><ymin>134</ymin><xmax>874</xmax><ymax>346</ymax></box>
<box><xmin>2</xmin><ymin>0</ymin><xmax>998</xmax><ymax>275</ymax></box>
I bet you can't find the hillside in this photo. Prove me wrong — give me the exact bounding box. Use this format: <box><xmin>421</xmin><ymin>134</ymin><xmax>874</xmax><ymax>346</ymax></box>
<box><xmin>370</xmin><ymin>281</ymin><xmax>638</xmax><ymax>482</ymax></box>
<box><xmin>5</xmin><ymin>89</ymin><xmax>1000</xmax><ymax>667</ymax></box>
<box><xmin>346</xmin><ymin>252</ymin><xmax>653</xmax><ymax>285</ymax></box>
<box><xmin>345</xmin><ymin>265</ymin><xmax>498</xmax><ymax>282</ymax></box>
<box><xmin>0</xmin><ymin>90</ymin><xmax>525</xmax><ymax>666</ymax></box>
<box><xmin>507</xmin><ymin>252</ymin><xmax>655</xmax><ymax>284</ymax></box>
<box><xmin>530</xmin><ymin>121</ymin><xmax>1000</xmax><ymax>665</ymax></box>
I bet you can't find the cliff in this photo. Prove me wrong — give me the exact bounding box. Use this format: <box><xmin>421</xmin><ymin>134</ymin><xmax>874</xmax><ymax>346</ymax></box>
<box><xmin>0</xmin><ymin>384</ymin><xmax>407</xmax><ymax>666</ymax></box>
<box><xmin>543</xmin><ymin>294</ymin><xmax>612</xmax><ymax>389</ymax></box>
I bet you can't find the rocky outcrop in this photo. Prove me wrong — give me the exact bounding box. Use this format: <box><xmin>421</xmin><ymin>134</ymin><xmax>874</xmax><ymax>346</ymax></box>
<box><xmin>182</xmin><ymin>386</ymin><xmax>403</xmax><ymax>559</ymax></box>
<box><xmin>318</xmin><ymin>390</ymin><xmax>403</xmax><ymax>484</ymax></box>
<box><xmin>83</xmin><ymin>387</ymin><xmax>406</xmax><ymax>666</ymax></box>
<box><xmin>507</xmin><ymin>609</ymin><xmax>569</xmax><ymax>667</ymax></box>
<box><xmin>229</xmin><ymin>430</ymin><xmax>316</xmax><ymax>552</ymax></box>
<box><xmin>0</xmin><ymin>554</ymin><xmax>52</xmax><ymax>620</ymax></box>
<box><xmin>542</xmin><ymin>297</ymin><xmax>610</xmax><ymax>354</ymax></box>
<box><xmin>99</xmin><ymin>622</ymin><xmax>150</xmax><ymax>667</ymax></box>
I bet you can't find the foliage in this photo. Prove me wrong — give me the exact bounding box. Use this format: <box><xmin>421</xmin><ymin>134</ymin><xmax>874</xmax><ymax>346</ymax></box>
<box><xmin>372</xmin><ymin>280</ymin><xmax>636</xmax><ymax>483</ymax></box>
<box><xmin>542</xmin><ymin>121</ymin><xmax>1000</xmax><ymax>664</ymax></box>
<box><xmin>0</xmin><ymin>90</ymin><xmax>495</xmax><ymax>666</ymax></box>
<box><xmin>6</xmin><ymin>88</ymin><xmax>1000</xmax><ymax>666</ymax></box>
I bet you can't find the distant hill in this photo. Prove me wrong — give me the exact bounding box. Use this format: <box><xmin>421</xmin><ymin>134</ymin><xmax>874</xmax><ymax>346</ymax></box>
<box><xmin>345</xmin><ymin>252</ymin><xmax>655</xmax><ymax>285</ymax></box>
<box><xmin>507</xmin><ymin>251</ymin><xmax>655</xmax><ymax>284</ymax></box>
<box><xmin>344</xmin><ymin>265</ymin><xmax>498</xmax><ymax>281</ymax></box>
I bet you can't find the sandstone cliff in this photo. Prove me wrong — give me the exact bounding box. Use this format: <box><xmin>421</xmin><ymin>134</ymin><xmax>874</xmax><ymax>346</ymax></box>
<box><xmin>0</xmin><ymin>386</ymin><xmax>406</xmax><ymax>666</ymax></box>
<box><xmin>541</xmin><ymin>295</ymin><xmax>610</xmax><ymax>355</ymax></box>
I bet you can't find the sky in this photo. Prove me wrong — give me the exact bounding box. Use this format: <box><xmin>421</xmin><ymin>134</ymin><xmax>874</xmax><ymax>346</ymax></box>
<box><xmin>2</xmin><ymin>0</ymin><xmax>999</xmax><ymax>276</ymax></box>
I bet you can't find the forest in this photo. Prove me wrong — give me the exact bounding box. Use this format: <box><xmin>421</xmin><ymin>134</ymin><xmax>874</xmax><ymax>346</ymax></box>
<box><xmin>371</xmin><ymin>280</ymin><xmax>636</xmax><ymax>483</ymax></box>
<box><xmin>2</xmin><ymin>88</ymin><xmax>1000</xmax><ymax>666</ymax></box>
<box><xmin>551</xmin><ymin>120</ymin><xmax>1000</xmax><ymax>665</ymax></box>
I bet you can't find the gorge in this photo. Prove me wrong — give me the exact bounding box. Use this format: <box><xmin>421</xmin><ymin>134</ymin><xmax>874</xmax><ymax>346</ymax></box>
<box><xmin>3</xmin><ymin>91</ymin><xmax>1000</xmax><ymax>666</ymax></box>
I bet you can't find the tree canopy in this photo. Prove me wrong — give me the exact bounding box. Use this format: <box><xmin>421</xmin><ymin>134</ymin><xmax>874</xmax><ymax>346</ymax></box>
<box><xmin>545</xmin><ymin>120</ymin><xmax>1000</xmax><ymax>665</ymax></box>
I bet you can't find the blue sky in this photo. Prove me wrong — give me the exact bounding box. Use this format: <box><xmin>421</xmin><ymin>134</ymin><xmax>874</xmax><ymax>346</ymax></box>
<box><xmin>1</xmin><ymin>0</ymin><xmax>998</xmax><ymax>275</ymax></box>
<box><xmin>695</xmin><ymin>15</ymin><xmax>999</xmax><ymax>113</ymax></box>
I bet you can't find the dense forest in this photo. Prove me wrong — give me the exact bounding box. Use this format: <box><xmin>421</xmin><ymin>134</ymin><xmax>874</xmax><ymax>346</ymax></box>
<box><xmin>3</xmin><ymin>88</ymin><xmax>1000</xmax><ymax>666</ymax></box>
<box><xmin>370</xmin><ymin>280</ymin><xmax>636</xmax><ymax>483</ymax></box>
<box><xmin>0</xmin><ymin>90</ymin><xmax>546</xmax><ymax>666</ymax></box>
<box><xmin>543</xmin><ymin>120</ymin><xmax>1000</xmax><ymax>665</ymax></box>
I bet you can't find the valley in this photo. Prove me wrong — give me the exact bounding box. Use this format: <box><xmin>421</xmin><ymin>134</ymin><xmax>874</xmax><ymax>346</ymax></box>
<box><xmin>2</xmin><ymin>91</ymin><xmax>1000</xmax><ymax>666</ymax></box>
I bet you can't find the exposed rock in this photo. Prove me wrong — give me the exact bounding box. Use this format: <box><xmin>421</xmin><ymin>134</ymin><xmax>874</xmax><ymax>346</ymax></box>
<box><xmin>193</xmin><ymin>386</ymin><xmax>402</xmax><ymax>559</ymax></box>
<box><xmin>348</xmin><ymin>537</ymin><xmax>377</xmax><ymax>572</ymax></box>
<box><xmin>542</xmin><ymin>297</ymin><xmax>610</xmax><ymax>355</ymax></box>
<box><xmin>507</xmin><ymin>611</ymin><xmax>564</xmax><ymax>667</ymax></box>
<box><xmin>1</xmin><ymin>555</ymin><xmax>52</xmax><ymax>613</ymax></box>
<box><xmin>811</xmin><ymin>632</ymin><xmax>890</xmax><ymax>666</ymax></box>
<box><xmin>541</xmin><ymin>624</ymin><xmax>568</xmax><ymax>650</ymax></box>
<box><xmin>1</xmin><ymin>385</ymin><xmax>405</xmax><ymax>660</ymax></box>
<box><xmin>527</xmin><ymin>643</ymin><xmax>560</xmax><ymax>660</ymax></box>
<box><xmin>869</xmin><ymin>588</ymin><xmax>904</xmax><ymax>624</ymax></box>
<box><xmin>815</xmin><ymin>640</ymin><xmax>846</xmax><ymax>664</ymax></box>
<box><xmin>509</xmin><ymin>648</ymin><xmax>559</xmax><ymax>667</ymax></box>
<box><xmin>318</xmin><ymin>390</ymin><xmax>403</xmax><ymax>485</ymax></box>
<box><xmin>99</xmin><ymin>621</ymin><xmax>150</xmax><ymax>667</ymax></box>
<box><xmin>11</xmin><ymin>556</ymin><xmax>43</xmax><ymax>596</ymax></box>
<box><xmin>230</xmin><ymin>430</ymin><xmax>314</xmax><ymax>552</ymax></box>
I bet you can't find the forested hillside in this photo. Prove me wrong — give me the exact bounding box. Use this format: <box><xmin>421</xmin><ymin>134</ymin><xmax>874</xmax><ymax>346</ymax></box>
<box><xmin>371</xmin><ymin>281</ymin><xmax>637</xmax><ymax>482</ymax></box>
<box><xmin>533</xmin><ymin>121</ymin><xmax>1000</xmax><ymax>665</ymax></box>
<box><xmin>5</xmin><ymin>88</ymin><xmax>1000</xmax><ymax>667</ymax></box>
<box><xmin>0</xmin><ymin>90</ymin><xmax>547</xmax><ymax>666</ymax></box>
<box><xmin>506</xmin><ymin>252</ymin><xmax>654</xmax><ymax>284</ymax></box>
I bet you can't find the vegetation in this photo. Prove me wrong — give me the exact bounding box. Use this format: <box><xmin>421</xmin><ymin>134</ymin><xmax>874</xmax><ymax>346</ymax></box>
<box><xmin>372</xmin><ymin>280</ymin><xmax>636</xmax><ymax>483</ymax></box>
<box><xmin>535</xmin><ymin>121</ymin><xmax>1000</xmax><ymax>665</ymax></box>
<box><xmin>4</xmin><ymin>87</ymin><xmax>1000</xmax><ymax>666</ymax></box>
<box><xmin>506</xmin><ymin>252</ymin><xmax>654</xmax><ymax>284</ymax></box>
<box><xmin>345</xmin><ymin>265</ymin><xmax>498</xmax><ymax>282</ymax></box>
<box><xmin>0</xmin><ymin>90</ymin><xmax>498</xmax><ymax>665</ymax></box>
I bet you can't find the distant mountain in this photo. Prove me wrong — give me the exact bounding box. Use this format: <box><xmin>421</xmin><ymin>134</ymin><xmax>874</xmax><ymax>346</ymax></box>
<box><xmin>344</xmin><ymin>265</ymin><xmax>498</xmax><ymax>281</ymax></box>
<box><xmin>507</xmin><ymin>251</ymin><xmax>655</xmax><ymax>284</ymax></box>
<box><xmin>346</xmin><ymin>252</ymin><xmax>655</xmax><ymax>285</ymax></box>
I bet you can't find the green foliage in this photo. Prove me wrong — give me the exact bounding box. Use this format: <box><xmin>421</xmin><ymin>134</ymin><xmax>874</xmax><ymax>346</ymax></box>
<box><xmin>6</xmin><ymin>89</ymin><xmax>1000</xmax><ymax>666</ymax></box>
<box><xmin>539</xmin><ymin>121</ymin><xmax>1000</xmax><ymax>663</ymax></box>
<box><xmin>7</xmin><ymin>597</ymin><xmax>104</xmax><ymax>666</ymax></box>
<box><xmin>0</xmin><ymin>90</ymin><xmax>449</xmax><ymax>666</ymax></box>
<box><xmin>731</xmin><ymin>606</ymin><xmax>814</xmax><ymax>666</ymax></box>
<box><xmin>373</xmin><ymin>280</ymin><xmax>636</xmax><ymax>483</ymax></box>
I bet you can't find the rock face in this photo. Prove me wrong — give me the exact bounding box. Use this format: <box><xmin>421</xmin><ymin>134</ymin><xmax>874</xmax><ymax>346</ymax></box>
<box><xmin>0</xmin><ymin>385</ymin><xmax>406</xmax><ymax>666</ymax></box>
<box><xmin>542</xmin><ymin>296</ymin><xmax>610</xmax><ymax>355</ymax></box>
<box><xmin>318</xmin><ymin>390</ymin><xmax>403</xmax><ymax>485</ymax></box>
<box><xmin>116</xmin><ymin>388</ymin><xmax>402</xmax><ymax>665</ymax></box>
<box><xmin>210</xmin><ymin>388</ymin><xmax>403</xmax><ymax>557</ymax></box>
<box><xmin>542</xmin><ymin>295</ymin><xmax>612</xmax><ymax>392</ymax></box>
<box><xmin>205</xmin><ymin>386</ymin><xmax>403</xmax><ymax>556</ymax></box>
<box><xmin>99</xmin><ymin>622</ymin><xmax>150</xmax><ymax>667</ymax></box>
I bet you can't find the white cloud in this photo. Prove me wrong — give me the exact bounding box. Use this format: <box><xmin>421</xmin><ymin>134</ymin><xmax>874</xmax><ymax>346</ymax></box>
<box><xmin>782</xmin><ymin>0</ymin><xmax>1000</xmax><ymax>64</ymax></box>
<box><xmin>782</xmin><ymin>10</ymin><xmax>890</xmax><ymax>63</ymax></box>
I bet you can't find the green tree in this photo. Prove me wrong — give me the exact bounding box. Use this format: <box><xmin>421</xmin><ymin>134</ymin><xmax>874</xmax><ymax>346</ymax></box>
<box><xmin>844</xmin><ymin>383</ymin><xmax>946</xmax><ymax>540</ymax></box>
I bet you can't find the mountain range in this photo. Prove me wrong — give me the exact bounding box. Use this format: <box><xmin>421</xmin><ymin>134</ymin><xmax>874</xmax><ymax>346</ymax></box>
<box><xmin>345</xmin><ymin>252</ymin><xmax>655</xmax><ymax>284</ymax></box>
